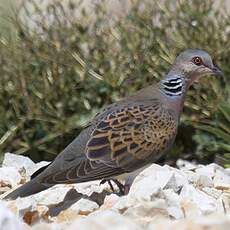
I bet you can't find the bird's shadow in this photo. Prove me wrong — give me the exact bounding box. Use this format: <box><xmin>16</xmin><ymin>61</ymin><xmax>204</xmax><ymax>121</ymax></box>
<box><xmin>47</xmin><ymin>188</ymin><xmax>111</xmax><ymax>217</ymax></box>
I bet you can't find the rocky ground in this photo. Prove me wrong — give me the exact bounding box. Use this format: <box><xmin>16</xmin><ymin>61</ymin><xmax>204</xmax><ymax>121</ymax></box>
<box><xmin>0</xmin><ymin>153</ymin><xmax>229</xmax><ymax>230</ymax></box>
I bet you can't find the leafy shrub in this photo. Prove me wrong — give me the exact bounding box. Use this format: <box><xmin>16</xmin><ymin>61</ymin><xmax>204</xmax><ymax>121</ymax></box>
<box><xmin>0</xmin><ymin>0</ymin><xmax>229</xmax><ymax>166</ymax></box>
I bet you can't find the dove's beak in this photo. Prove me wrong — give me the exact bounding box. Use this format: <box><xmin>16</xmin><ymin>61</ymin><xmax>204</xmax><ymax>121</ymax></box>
<box><xmin>211</xmin><ymin>65</ymin><xmax>224</xmax><ymax>77</ymax></box>
<box><xmin>209</xmin><ymin>65</ymin><xmax>226</xmax><ymax>87</ymax></box>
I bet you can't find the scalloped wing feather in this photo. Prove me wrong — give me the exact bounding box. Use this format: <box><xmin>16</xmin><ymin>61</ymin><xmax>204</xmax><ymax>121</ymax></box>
<box><xmin>86</xmin><ymin>102</ymin><xmax>177</xmax><ymax>170</ymax></box>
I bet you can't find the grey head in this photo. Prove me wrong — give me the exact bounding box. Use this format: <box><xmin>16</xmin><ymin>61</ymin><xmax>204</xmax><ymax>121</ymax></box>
<box><xmin>160</xmin><ymin>49</ymin><xmax>224</xmax><ymax>102</ymax></box>
<box><xmin>168</xmin><ymin>49</ymin><xmax>223</xmax><ymax>86</ymax></box>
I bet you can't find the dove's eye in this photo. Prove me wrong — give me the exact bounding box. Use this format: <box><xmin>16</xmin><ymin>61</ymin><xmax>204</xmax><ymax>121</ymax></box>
<box><xmin>192</xmin><ymin>56</ymin><xmax>203</xmax><ymax>66</ymax></box>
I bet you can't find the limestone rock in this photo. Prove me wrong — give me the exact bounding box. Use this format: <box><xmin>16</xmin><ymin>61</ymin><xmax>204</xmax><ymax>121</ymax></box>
<box><xmin>0</xmin><ymin>202</ymin><xmax>27</xmax><ymax>230</ymax></box>
<box><xmin>16</xmin><ymin>196</ymin><xmax>37</xmax><ymax>217</ymax></box>
<box><xmin>112</xmin><ymin>195</ymin><xmax>128</xmax><ymax>212</ymax></box>
<box><xmin>3</xmin><ymin>153</ymin><xmax>36</xmax><ymax>177</ymax></box>
<box><xmin>34</xmin><ymin>161</ymin><xmax>50</xmax><ymax>174</ymax></box>
<box><xmin>0</xmin><ymin>155</ymin><xmax>230</xmax><ymax>230</ymax></box>
<box><xmin>2</xmin><ymin>153</ymin><xmax>50</xmax><ymax>179</ymax></box>
<box><xmin>176</xmin><ymin>159</ymin><xmax>197</xmax><ymax>170</ymax></box>
<box><xmin>69</xmin><ymin>198</ymin><xmax>99</xmax><ymax>215</ymax></box>
<box><xmin>34</xmin><ymin>185</ymin><xmax>73</xmax><ymax>206</ymax></box>
<box><xmin>69</xmin><ymin>210</ymin><xmax>142</xmax><ymax>230</ymax></box>
<box><xmin>147</xmin><ymin>214</ymin><xmax>230</xmax><ymax>230</ymax></box>
<box><xmin>127</xmin><ymin>164</ymin><xmax>174</xmax><ymax>204</ymax></box>
<box><xmin>72</xmin><ymin>180</ymin><xmax>109</xmax><ymax>196</ymax></box>
<box><xmin>180</xmin><ymin>184</ymin><xmax>217</xmax><ymax>215</ymax></box>
<box><xmin>0</xmin><ymin>167</ymin><xmax>22</xmax><ymax>188</ymax></box>
<box><xmin>101</xmin><ymin>194</ymin><xmax>120</xmax><ymax>210</ymax></box>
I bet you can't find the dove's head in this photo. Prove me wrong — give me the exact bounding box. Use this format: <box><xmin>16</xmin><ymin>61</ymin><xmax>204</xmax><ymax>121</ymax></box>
<box><xmin>170</xmin><ymin>49</ymin><xmax>223</xmax><ymax>86</ymax></box>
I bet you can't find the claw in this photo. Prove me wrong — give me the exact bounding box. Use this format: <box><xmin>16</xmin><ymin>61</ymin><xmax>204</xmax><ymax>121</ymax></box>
<box><xmin>108</xmin><ymin>180</ymin><xmax>115</xmax><ymax>192</ymax></box>
<box><xmin>112</xmin><ymin>179</ymin><xmax>125</xmax><ymax>195</ymax></box>
<box><xmin>100</xmin><ymin>179</ymin><xmax>115</xmax><ymax>192</ymax></box>
<box><xmin>100</xmin><ymin>179</ymin><xmax>106</xmax><ymax>185</ymax></box>
<box><xmin>100</xmin><ymin>179</ymin><xmax>126</xmax><ymax>195</ymax></box>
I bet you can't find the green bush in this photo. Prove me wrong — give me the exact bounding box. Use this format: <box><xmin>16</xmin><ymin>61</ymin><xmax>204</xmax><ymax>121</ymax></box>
<box><xmin>0</xmin><ymin>0</ymin><xmax>229</xmax><ymax>166</ymax></box>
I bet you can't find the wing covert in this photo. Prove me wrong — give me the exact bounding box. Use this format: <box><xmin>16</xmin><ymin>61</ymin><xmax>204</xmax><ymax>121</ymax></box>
<box><xmin>86</xmin><ymin>101</ymin><xmax>176</xmax><ymax>170</ymax></box>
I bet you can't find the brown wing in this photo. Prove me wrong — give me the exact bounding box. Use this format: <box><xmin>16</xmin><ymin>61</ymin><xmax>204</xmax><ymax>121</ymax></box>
<box><xmin>41</xmin><ymin>158</ymin><xmax>125</xmax><ymax>184</ymax></box>
<box><xmin>36</xmin><ymin>100</ymin><xmax>177</xmax><ymax>185</ymax></box>
<box><xmin>86</xmin><ymin>101</ymin><xmax>177</xmax><ymax>171</ymax></box>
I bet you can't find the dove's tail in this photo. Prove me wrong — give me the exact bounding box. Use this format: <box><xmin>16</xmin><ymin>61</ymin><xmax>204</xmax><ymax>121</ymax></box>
<box><xmin>3</xmin><ymin>179</ymin><xmax>52</xmax><ymax>200</ymax></box>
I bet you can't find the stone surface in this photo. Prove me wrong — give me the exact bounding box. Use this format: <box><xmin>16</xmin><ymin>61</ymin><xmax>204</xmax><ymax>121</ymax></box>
<box><xmin>0</xmin><ymin>166</ymin><xmax>22</xmax><ymax>188</ymax></box>
<box><xmin>3</xmin><ymin>153</ymin><xmax>36</xmax><ymax>177</ymax></box>
<box><xmin>70</xmin><ymin>210</ymin><xmax>142</xmax><ymax>230</ymax></box>
<box><xmin>0</xmin><ymin>202</ymin><xmax>27</xmax><ymax>230</ymax></box>
<box><xmin>33</xmin><ymin>185</ymin><xmax>72</xmax><ymax>206</ymax></box>
<box><xmin>0</xmin><ymin>153</ymin><xmax>230</xmax><ymax>229</ymax></box>
<box><xmin>69</xmin><ymin>198</ymin><xmax>99</xmax><ymax>215</ymax></box>
<box><xmin>127</xmin><ymin>164</ymin><xmax>174</xmax><ymax>204</ymax></box>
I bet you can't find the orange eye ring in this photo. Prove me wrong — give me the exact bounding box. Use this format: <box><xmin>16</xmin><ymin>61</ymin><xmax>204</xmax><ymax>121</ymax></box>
<box><xmin>192</xmin><ymin>56</ymin><xmax>203</xmax><ymax>66</ymax></box>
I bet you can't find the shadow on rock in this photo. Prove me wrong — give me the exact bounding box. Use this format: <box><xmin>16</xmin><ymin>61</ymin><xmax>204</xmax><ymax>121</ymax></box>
<box><xmin>48</xmin><ymin>188</ymin><xmax>109</xmax><ymax>217</ymax></box>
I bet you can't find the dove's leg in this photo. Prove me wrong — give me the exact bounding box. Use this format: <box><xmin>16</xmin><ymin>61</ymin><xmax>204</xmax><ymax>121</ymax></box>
<box><xmin>112</xmin><ymin>179</ymin><xmax>125</xmax><ymax>195</ymax></box>
<box><xmin>100</xmin><ymin>179</ymin><xmax>125</xmax><ymax>195</ymax></box>
<box><xmin>100</xmin><ymin>179</ymin><xmax>115</xmax><ymax>192</ymax></box>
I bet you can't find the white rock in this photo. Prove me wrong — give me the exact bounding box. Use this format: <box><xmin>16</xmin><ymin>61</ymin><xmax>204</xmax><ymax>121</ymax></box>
<box><xmin>34</xmin><ymin>185</ymin><xmax>72</xmax><ymax>206</ymax></box>
<box><xmin>193</xmin><ymin>165</ymin><xmax>219</xmax><ymax>187</ymax></box>
<box><xmin>225</xmin><ymin>168</ymin><xmax>230</xmax><ymax>174</ymax></box>
<box><xmin>72</xmin><ymin>180</ymin><xmax>109</xmax><ymax>196</ymax></box>
<box><xmin>147</xmin><ymin>214</ymin><xmax>230</xmax><ymax>230</ymax></box>
<box><xmin>213</xmin><ymin>169</ymin><xmax>230</xmax><ymax>185</ymax></box>
<box><xmin>180</xmin><ymin>169</ymin><xmax>197</xmax><ymax>183</ymax></box>
<box><xmin>104</xmin><ymin>194</ymin><xmax>120</xmax><ymax>204</ymax></box>
<box><xmin>176</xmin><ymin>159</ymin><xmax>197</xmax><ymax>170</ymax></box>
<box><xmin>112</xmin><ymin>196</ymin><xmax>129</xmax><ymax>211</ymax></box>
<box><xmin>101</xmin><ymin>194</ymin><xmax>120</xmax><ymax>211</ymax></box>
<box><xmin>69</xmin><ymin>198</ymin><xmax>99</xmax><ymax>214</ymax></box>
<box><xmin>180</xmin><ymin>184</ymin><xmax>217</xmax><ymax>215</ymax></box>
<box><xmin>31</xmin><ymin>223</ymin><xmax>62</xmax><ymax>230</ymax></box>
<box><xmin>124</xmin><ymin>199</ymin><xmax>168</xmax><ymax>223</ymax></box>
<box><xmin>196</xmin><ymin>174</ymin><xmax>213</xmax><ymax>188</ymax></box>
<box><xmin>165</xmin><ymin>167</ymin><xmax>188</xmax><ymax>192</ymax></box>
<box><xmin>0</xmin><ymin>202</ymin><xmax>26</xmax><ymax>230</ymax></box>
<box><xmin>16</xmin><ymin>196</ymin><xmax>37</xmax><ymax>218</ymax></box>
<box><xmin>179</xmin><ymin>164</ymin><xmax>216</xmax><ymax>188</ymax></box>
<box><xmin>1</xmin><ymin>157</ymin><xmax>230</xmax><ymax>229</ymax></box>
<box><xmin>127</xmin><ymin>164</ymin><xmax>173</xmax><ymax>204</ymax></box>
<box><xmin>195</xmin><ymin>163</ymin><xmax>230</xmax><ymax>187</ymax></box>
<box><xmin>206</xmin><ymin>163</ymin><xmax>225</xmax><ymax>171</ymax></box>
<box><xmin>0</xmin><ymin>167</ymin><xmax>22</xmax><ymax>188</ymax></box>
<box><xmin>70</xmin><ymin>210</ymin><xmax>142</xmax><ymax>230</ymax></box>
<box><xmin>181</xmin><ymin>170</ymin><xmax>213</xmax><ymax>188</ymax></box>
<box><xmin>3</xmin><ymin>153</ymin><xmax>36</xmax><ymax>177</ymax></box>
<box><xmin>163</xmin><ymin>189</ymin><xmax>184</xmax><ymax>219</ymax></box>
<box><xmin>34</xmin><ymin>161</ymin><xmax>50</xmax><ymax>173</ymax></box>
<box><xmin>222</xmin><ymin>192</ymin><xmax>230</xmax><ymax>214</ymax></box>
<box><xmin>201</xmin><ymin>187</ymin><xmax>223</xmax><ymax>199</ymax></box>
<box><xmin>127</xmin><ymin>164</ymin><xmax>190</xmax><ymax>206</ymax></box>
<box><xmin>195</xmin><ymin>165</ymin><xmax>214</xmax><ymax>176</ymax></box>
<box><xmin>194</xmin><ymin>214</ymin><xmax>230</xmax><ymax>229</ymax></box>
<box><xmin>126</xmin><ymin>187</ymin><xmax>183</xmax><ymax>221</ymax></box>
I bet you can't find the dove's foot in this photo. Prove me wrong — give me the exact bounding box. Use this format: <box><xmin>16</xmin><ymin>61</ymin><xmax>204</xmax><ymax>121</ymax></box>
<box><xmin>100</xmin><ymin>179</ymin><xmax>127</xmax><ymax>195</ymax></box>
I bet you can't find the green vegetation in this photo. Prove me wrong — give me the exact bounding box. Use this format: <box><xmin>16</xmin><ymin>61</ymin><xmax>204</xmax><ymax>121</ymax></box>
<box><xmin>0</xmin><ymin>0</ymin><xmax>229</xmax><ymax>166</ymax></box>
